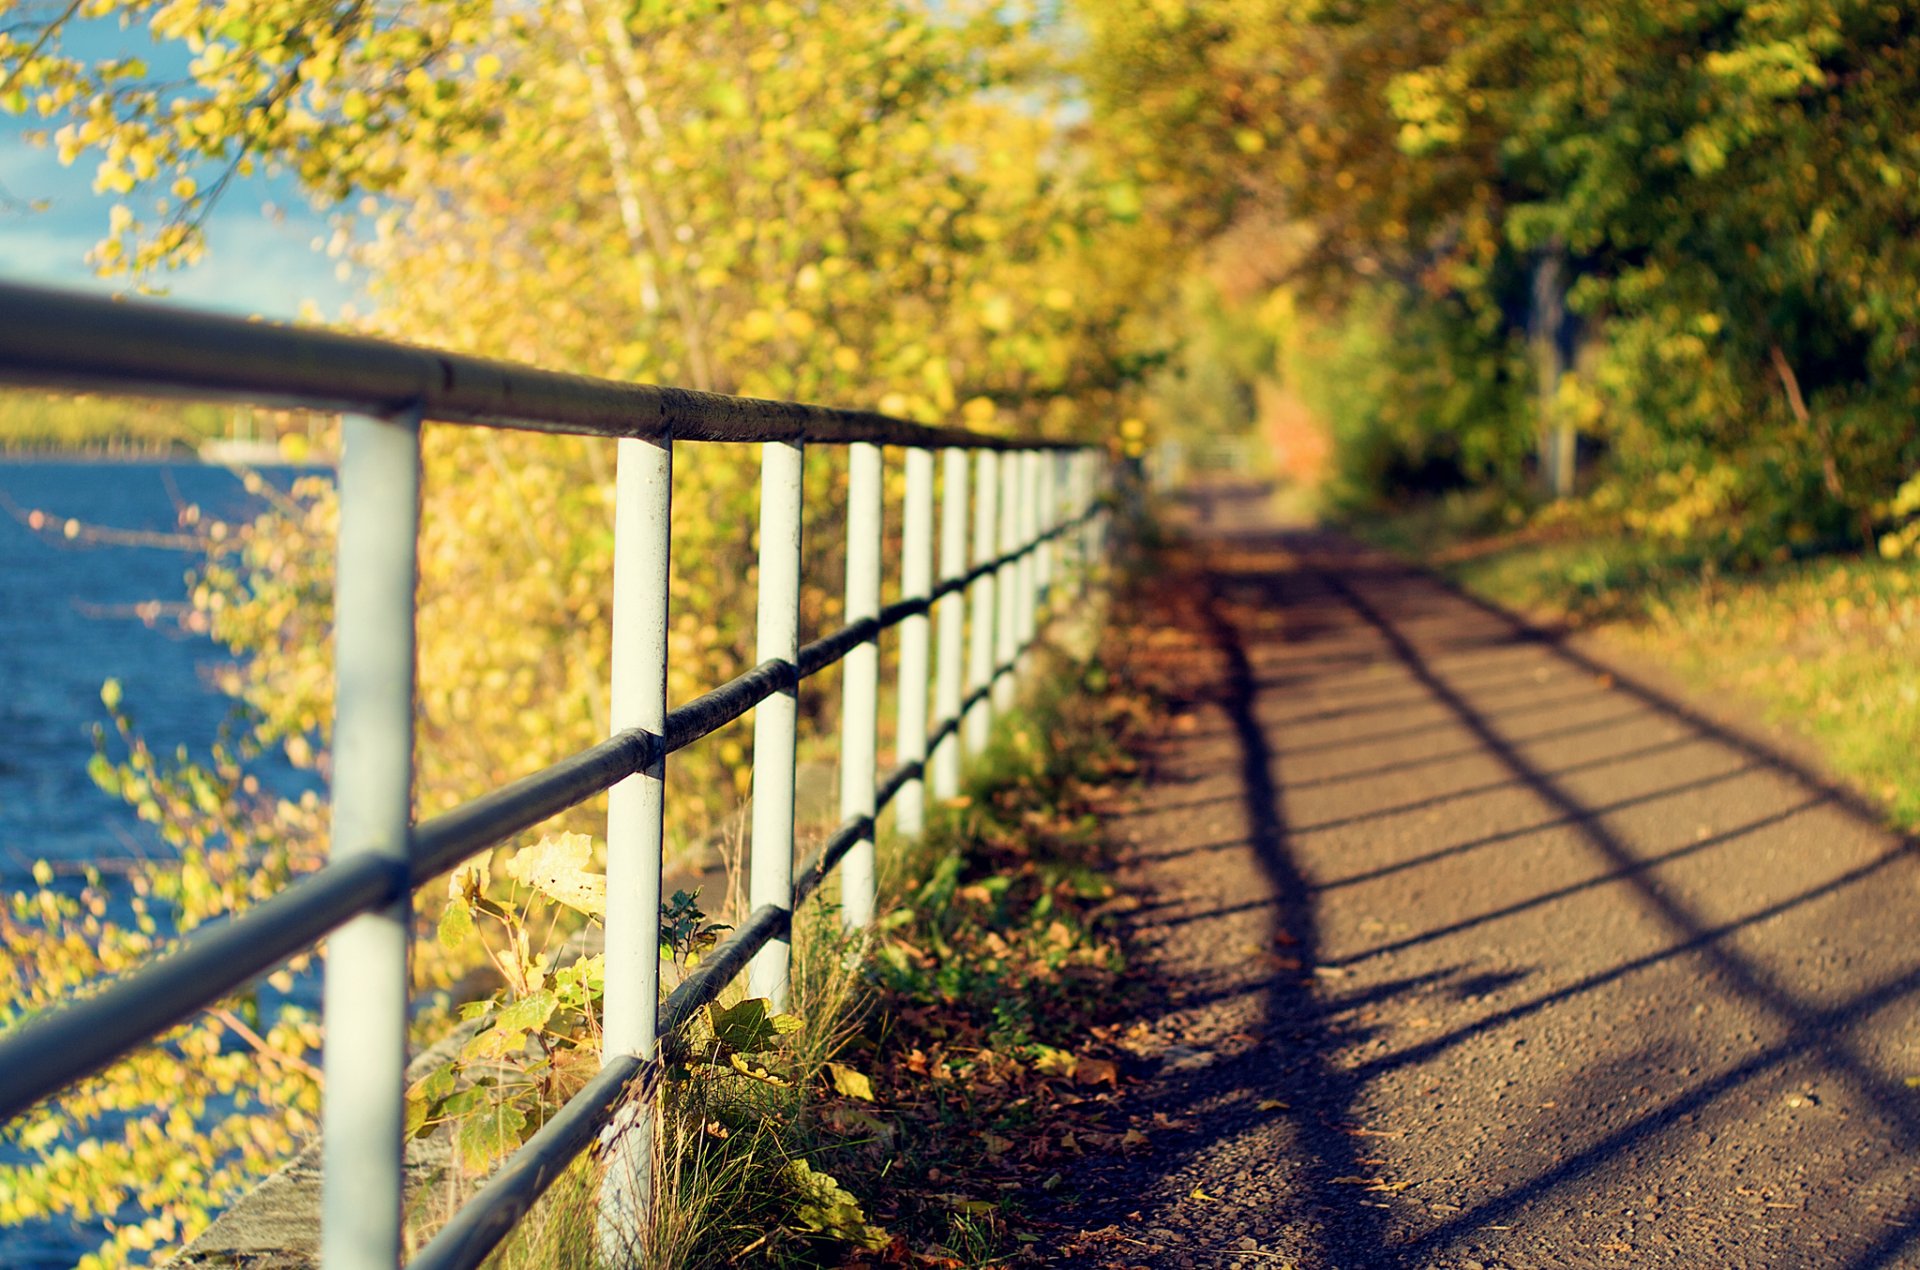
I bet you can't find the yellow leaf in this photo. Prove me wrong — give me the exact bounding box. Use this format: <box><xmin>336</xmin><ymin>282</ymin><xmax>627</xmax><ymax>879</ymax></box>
<box><xmin>502</xmin><ymin>832</ymin><xmax>606</xmax><ymax>917</ymax></box>
<box><xmin>826</xmin><ymin>1062</ymin><xmax>875</xmax><ymax>1101</ymax></box>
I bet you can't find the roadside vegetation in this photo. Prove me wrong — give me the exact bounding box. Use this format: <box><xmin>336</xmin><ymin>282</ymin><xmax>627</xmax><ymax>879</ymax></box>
<box><xmin>399</xmin><ymin>637</ymin><xmax>1152</xmax><ymax>1268</ymax></box>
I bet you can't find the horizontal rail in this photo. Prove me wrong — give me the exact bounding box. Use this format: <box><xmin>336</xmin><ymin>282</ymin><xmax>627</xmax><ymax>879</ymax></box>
<box><xmin>0</xmin><ymin>280</ymin><xmax>1115</xmax><ymax>1270</ymax></box>
<box><xmin>662</xmin><ymin>659</ymin><xmax>792</xmax><ymax>754</ymax></box>
<box><xmin>0</xmin><ymin>504</ymin><xmax>1096</xmax><ymax>1126</ymax></box>
<box><xmin>410</xmin><ymin>901</ymin><xmax>794</xmax><ymax>1270</ymax></box>
<box><xmin>409</xmin><ymin>1054</ymin><xmax>647</xmax><ymax>1270</ymax></box>
<box><xmin>875</xmin><ymin>757</ymin><xmax>923</xmax><ymax>815</ymax></box>
<box><xmin>413</xmin><ymin>730</ymin><xmax>655</xmax><ymax>879</ymax></box>
<box><xmin>793</xmin><ymin>816</ymin><xmax>874</xmax><ymax>909</ymax></box>
<box><xmin>660</xmin><ymin>904</ymin><xmax>793</xmax><ymax>1035</ymax></box>
<box><xmin>0</xmin><ymin>282</ymin><xmax>1078</xmax><ymax>450</ymax></box>
<box><xmin>0</xmin><ymin>851</ymin><xmax>401</xmax><ymax>1123</ymax></box>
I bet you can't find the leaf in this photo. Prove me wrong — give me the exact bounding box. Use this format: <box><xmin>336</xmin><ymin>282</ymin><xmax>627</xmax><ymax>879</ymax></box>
<box><xmin>502</xmin><ymin>832</ymin><xmax>605</xmax><ymax>917</ymax></box>
<box><xmin>706</xmin><ymin>997</ymin><xmax>800</xmax><ymax>1054</ymax></box>
<box><xmin>783</xmin><ymin>1159</ymin><xmax>889</xmax><ymax>1250</ymax></box>
<box><xmin>461</xmin><ymin>990</ymin><xmax>557</xmax><ymax>1062</ymax></box>
<box><xmin>826</xmin><ymin>1062</ymin><xmax>875</xmax><ymax>1102</ymax></box>
<box><xmin>1256</xmin><ymin>1098</ymin><xmax>1289</xmax><ymax>1112</ymax></box>
<box><xmin>438</xmin><ymin>1087</ymin><xmax>493</xmax><ymax>1120</ymax></box>
<box><xmin>437</xmin><ymin>895</ymin><xmax>475</xmax><ymax>951</ymax></box>
<box><xmin>1029</xmin><ymin>1045</ymin><xmax>1076</xmax><ymax>1078</ymax></box>
<box><xmin>407</xmin><ymin>1062</ymin><xmax>458</xmax><ymax>1107</ymax></box>
<box><xmin>728</xmin><ymin>1052</ymin><xmax>790</xmax><ymax>1086</ymax></box>
<box><xmin>456</xmin><ymin>1102</ymin><xmax>528</xmax><ymax>1174</ymax></box>
<box><xmin>1074</xmin><ymin>1057</ymin><xmax>1119</xmax><ymax>1088</ymax></box>
<box><xmin>494</xmin><ymin>989</ymin><xmax>558</xmax><ymax>1036</ymax></box>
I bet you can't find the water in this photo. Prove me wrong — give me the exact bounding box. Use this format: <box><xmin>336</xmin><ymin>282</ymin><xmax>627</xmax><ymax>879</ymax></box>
<box><xmin>0</xmin><ymin>461</ymin><xmax>327</xmax><ymax>1268</ymax></box>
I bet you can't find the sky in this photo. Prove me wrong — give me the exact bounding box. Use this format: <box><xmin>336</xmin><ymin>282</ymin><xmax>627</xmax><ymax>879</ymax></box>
<box><xmin>0</xmin><ymin>13</ymin><xmax>358</xmax><ymax>321</ymax></box>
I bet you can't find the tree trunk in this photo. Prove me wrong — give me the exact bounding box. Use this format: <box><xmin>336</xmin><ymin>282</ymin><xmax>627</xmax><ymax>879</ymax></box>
<box><xmin>1531</xmin><ymin>252</ymin><xmax>1574</xmax><ymax>499</ymax></box>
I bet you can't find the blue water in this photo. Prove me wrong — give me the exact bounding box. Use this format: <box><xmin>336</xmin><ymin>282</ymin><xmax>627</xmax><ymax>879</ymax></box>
<box><xmin>0</xmin><ymin>461</ymin><xmax>327</xmax><ymax>1267</ymax></box>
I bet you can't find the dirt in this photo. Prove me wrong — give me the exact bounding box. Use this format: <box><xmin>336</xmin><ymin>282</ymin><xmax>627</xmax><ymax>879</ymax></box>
<box><xmin>1038</xmin><ymin>498</ymin><xmax>1920</xmax><ymax>1270</ymax></box>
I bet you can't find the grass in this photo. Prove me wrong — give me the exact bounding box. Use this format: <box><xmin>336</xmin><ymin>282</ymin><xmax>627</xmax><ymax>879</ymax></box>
<box><xmin>406</xmin><ymin>595</ymin><xmax>1156</xmax><ymax>1268</ymax></box>
<box><xmin>1357</xmin><ymin>489</ymin><xmax>1920</xmax><ymax>830</ymax></box>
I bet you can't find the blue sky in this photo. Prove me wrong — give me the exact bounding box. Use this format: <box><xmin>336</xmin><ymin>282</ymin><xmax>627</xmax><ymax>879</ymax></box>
<box><xmin>0</xmin><ymin>16</ymin><xmax>358</xmax><ymax>321</ymax></box>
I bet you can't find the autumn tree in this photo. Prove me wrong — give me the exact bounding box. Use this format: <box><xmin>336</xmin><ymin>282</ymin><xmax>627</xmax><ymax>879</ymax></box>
<box><xmin>1</xmin><ymin>1</ymin><xmax>1165</xmax><ymax>1262</ymax></box>
<box><xmin>1081</xmin><ymin>0</ymin><xmax>1920</xmax><ymax>540</ymax></box>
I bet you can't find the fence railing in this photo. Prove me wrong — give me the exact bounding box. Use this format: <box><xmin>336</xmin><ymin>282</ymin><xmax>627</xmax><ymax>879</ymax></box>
<box><xmin>0</xmin><ymin>281</ymin><xmax>1110</xmax><ymax>1269</ymax></box>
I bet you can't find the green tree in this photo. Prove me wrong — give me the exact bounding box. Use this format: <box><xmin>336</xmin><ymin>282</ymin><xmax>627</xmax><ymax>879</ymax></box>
<box><xmin>1078</xmin><ymin>0</ymin><xmax>1920</xmax><ymax>532</ymax></box>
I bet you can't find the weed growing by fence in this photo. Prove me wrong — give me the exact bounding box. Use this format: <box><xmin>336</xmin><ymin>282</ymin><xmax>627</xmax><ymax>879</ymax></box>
<box><xmin>388</xmin><ymin>622</ymin><xmax>1153</xmax><ymax>1267</ymax></box>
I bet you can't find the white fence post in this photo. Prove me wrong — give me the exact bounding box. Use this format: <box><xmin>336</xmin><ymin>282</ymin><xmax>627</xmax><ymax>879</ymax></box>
<box><xmin>993</xmin><ymin>450</ymin><xmax>1021</xmax><ymax>710</ymax></box>
<box><xmin>597</xmin><ymin>434</ymin><xmax>672</xmax><ymax>1257</ymax></box>
<box><xmin>749</xmin><ymin>439</ymin><xmax>804</xmax><ymax>1008</ymax></box>
<box><xmin>1074</xmin><ymin>450</ymin><xmax>1094</xmax><ymax>595</ymax></box>
<box><xmin>1037</xmin><ymin>450</ymin><xmax>1058</xmax><ymax>612</ymax></box>
<box><xmin>965</xmin><ymin>449</ymin><xmax>999</xmax><ymax>754</ymax></box>
<box><xmin>1016</xmin><ymin>450</ymin><xmax>1041</xmax><ymax>677</ymax></box>
<box><xmin>930</xmin><ymin>447</ymin><xmax>969</xmax><ymax>801</ymax></box>
<box><xmin>321</xmin><ymin>407</ymin><xmax>420</xmax><ymax>1270</ymax></box>
<box><xmin>839</xmin><ymin>442</ymin><xmax>883</xmax><ymax>929</ymax></box>
<box><xmin>894</xmin><ymin>448</ymin><xmax>935</xmax><ymax>836</ymax></box>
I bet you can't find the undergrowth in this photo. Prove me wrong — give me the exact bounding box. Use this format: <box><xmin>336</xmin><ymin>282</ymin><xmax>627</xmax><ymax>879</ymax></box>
<box><xmin>405</xmin><ymin>624</ymin><xmax>1159</xmax><ymax>1268</ymax></box>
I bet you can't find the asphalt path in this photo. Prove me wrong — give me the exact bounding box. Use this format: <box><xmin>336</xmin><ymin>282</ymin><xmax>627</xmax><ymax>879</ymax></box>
<box><xmin>1052</xmin><ymin>497</ymin><xmax>1920</xmax><ymax>1269</ymax></box>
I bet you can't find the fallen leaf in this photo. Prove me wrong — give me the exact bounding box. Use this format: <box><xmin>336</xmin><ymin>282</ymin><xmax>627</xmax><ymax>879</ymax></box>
<box><xmin>827</xmin><ymin>1062</ymin><xmax>876</xmax><ymax>1102</ymax></box>
<box><xmin>1256</xmin><ymin>1098</ymin><xmax>1289</xmax><ymax>1112</ymax></box>
<box><xmin>1075</xmin><ymin>1057</ymin><xmax>1120</xmax><ymax>1088</ymax></box>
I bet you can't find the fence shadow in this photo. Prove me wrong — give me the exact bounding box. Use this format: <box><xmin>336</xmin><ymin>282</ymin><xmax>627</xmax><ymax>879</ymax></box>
<box><xmin>1077</xmin><ymin>517</ymin><xmax>1920</xmax><ymax>1268</ymax></box>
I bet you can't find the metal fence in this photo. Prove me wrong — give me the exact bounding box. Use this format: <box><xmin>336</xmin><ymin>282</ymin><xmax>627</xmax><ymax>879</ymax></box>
<box><xmin>0</xmin><ymin>282</ymin><xmax>1110</xmax><ymax>1268</ymax></box>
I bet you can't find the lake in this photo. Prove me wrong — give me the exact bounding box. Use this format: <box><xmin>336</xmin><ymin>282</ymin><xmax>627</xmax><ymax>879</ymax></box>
<box><xmin>0</xmin><ymin>460</ymin><xmax>328</xmax><ymax>1268</ymax></box>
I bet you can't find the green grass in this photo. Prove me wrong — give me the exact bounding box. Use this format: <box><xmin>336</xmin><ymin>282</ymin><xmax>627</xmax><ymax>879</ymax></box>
<box><xmin>1359</xmin><ymin>494</ymin><xmax>1920</xmax><ymax>830</ymax></box>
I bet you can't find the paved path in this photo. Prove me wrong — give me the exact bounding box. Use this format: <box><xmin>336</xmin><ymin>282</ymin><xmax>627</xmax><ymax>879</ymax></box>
<box><xmin>1062</xmin><ymin>507</ymin><xmax>1920</xmax><ymax>1269</ymax></box>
